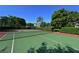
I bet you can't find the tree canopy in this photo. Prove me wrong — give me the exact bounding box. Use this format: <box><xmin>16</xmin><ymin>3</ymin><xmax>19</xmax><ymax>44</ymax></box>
<box><xmin>0</xmin><ymin>15</ymin><xmax>26</xmax><ymax>29</ymax></box>
<box><xmin>51</xmin><ymin>8</ymin><xmax>79</xmax><ymax>29</ymax></box>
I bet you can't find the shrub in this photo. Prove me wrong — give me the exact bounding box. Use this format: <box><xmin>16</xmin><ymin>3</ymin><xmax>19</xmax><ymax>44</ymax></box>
<box><xmin>59</xmin><ymin>27</ymin><xmax>79</xmax><ymax>34</ymax></box>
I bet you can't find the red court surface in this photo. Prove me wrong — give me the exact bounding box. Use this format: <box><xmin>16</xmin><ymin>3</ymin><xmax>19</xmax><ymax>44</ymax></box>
<box><xmin>52</xmin><ymin>32</ymin><xmax>79</xmax><ymax>38</ymax></box>
<box><xmin>0</xmin><ymin>32</ymin><xmax>6</xmax><ymax>38</ymax></box>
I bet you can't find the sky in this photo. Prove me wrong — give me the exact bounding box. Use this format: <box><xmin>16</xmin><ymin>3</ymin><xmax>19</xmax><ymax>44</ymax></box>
<box><xmin>0</xmin><ymin>5</ymin><xmax>79</xmax><ymax>23</ymax></box>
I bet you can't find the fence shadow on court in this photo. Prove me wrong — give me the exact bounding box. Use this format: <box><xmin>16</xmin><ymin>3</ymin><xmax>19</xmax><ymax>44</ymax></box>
<box><xmin>0</xmin><ymin>33</ymin><xmax>48</xmax><ymax>41</ymax></box>
<box><xmin>27</xmin><ymin>42</ymin><xmax>79</xmax><ymax>53</ymax></box>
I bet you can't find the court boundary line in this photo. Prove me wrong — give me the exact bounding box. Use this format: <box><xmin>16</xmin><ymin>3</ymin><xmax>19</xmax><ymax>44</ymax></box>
<box><xmin>11</xmin><ymin>32</ymin><xmax>15</xmax><ymax>53</ymax></box>
<box><xmin>38</xmin><ymin>34</ymin><xmax>79</xmax><ymax>51</ymax></box>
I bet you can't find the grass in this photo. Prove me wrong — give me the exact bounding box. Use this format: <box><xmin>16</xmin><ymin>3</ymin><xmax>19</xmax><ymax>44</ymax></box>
<box><xmin>0</xmin><ymin>30</ymin><xmax>79</xmax><ymax>53</ymax></box>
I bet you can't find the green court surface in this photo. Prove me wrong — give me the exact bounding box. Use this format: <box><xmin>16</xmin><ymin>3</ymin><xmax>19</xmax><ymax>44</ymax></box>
<box><xmin>0</xmin><ymin>30</ymin><xmax>79</xmax><ymax>53</ymax></box>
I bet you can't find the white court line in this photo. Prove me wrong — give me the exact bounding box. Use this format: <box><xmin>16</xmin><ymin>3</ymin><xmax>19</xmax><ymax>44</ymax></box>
<box><xmin>11</xmin><ymin>32</ymin><xmax>15</xmax><ymax>53</ymax></box>
<box><xmin>39</xmin><ymin>34</ymin><xmax>79</xmax><ymax>51</ymax></box>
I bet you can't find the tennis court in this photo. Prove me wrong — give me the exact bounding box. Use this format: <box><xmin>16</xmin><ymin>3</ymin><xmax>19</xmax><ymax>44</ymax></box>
<box><xmin>0</xmin><ymin>30</ymin><xmax>79</xmax><ymax>53</ymax></box>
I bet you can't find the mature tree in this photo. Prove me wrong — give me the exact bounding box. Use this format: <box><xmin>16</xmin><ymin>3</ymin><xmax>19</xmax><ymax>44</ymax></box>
<box><xmin>51</xmin><ymin>8</ymin><xmax>79</xmax><ymax>29</ymax></box>
<box><xmin>40</xmin><ymin>22</ymin><xmax>47</xmax><ymax>27</ymax></box>
<box><xmin>0</xmin><ymin>15</ymin><xmax>26</xmax><ymax>29</ymax></box>
<box><xmin>26</xmin><ymin>23</ymin><xmax>34</xmax><ymax>27</ymax></box>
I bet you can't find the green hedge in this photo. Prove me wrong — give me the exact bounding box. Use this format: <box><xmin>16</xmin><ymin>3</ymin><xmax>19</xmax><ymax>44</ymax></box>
<box><xmin>59</xmin><ymin>27</ymin><xmax>79</xmax><ymax>35</ymax></box>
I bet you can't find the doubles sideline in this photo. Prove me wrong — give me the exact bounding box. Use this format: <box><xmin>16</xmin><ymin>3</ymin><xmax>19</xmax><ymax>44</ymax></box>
<box><xmin>11</xmin><ymin>32</ymin><xmax>15</xmax><ymax>53</ymax></box>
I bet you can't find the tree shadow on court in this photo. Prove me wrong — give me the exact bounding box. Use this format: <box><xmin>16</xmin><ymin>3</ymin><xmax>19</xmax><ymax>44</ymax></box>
<box><xmin>27</xmin><ymin>47</ymin><xmax>35</xmax><ymax>53</ymax></box>
<box><xmin>27</xmin><ymin>42</ymin><xmax>79</xmax><ymax>53</ymax></box>
<box><xmin>36</xmin><ymin>42</ymin><xmax>48</xmax><ymax>53</ymax></box>
<box><xmin>0</xmin><ymin>47</ymin><xmax>7</xmax><ymax>53</ymax></box>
